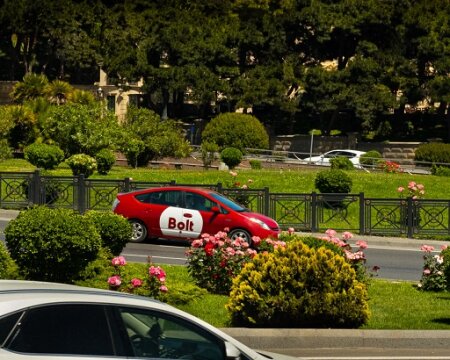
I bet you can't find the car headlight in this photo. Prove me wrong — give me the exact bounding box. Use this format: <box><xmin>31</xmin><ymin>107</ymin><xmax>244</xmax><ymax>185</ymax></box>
<box><xmin>249</xmin><ymin>217</ymin><xmax>270</xmax><ymax>230</ymax></box>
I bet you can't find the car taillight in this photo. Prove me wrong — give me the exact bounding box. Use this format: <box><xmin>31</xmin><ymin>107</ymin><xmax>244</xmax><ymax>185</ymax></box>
<box><xmin>112</xmin><ymin>198</ymin><xmax>120</xmax><ymax>211</ymax></box>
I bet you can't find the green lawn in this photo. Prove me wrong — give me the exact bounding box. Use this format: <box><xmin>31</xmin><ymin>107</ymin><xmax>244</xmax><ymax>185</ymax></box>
<box><xmin>2</xmin><ymin>158</ymin><xmax>450</xmax><ymax>198</ymax></box>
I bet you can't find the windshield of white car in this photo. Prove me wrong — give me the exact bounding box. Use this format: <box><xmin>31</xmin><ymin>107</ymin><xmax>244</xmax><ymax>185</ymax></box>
<box><xmin>210</xmin><ymin>193</ymin><xmax>245</xmax><ymax>212</ymax></box>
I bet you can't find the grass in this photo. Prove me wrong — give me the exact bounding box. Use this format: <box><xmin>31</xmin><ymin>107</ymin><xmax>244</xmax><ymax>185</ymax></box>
<box><xmin>2</xmin><ymin>158</ymin><xmax>450</xmax><ymax>198</ymax></box>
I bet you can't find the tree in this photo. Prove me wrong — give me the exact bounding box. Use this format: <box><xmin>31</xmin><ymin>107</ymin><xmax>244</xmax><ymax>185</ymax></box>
<box><xmin>43</xmin><ymin>102</ymin><xmax>121</xmax><ymax>156</ymax></box>
<box><xmin>120</xmin><ymin>107</ymin><xmax>191</xmax><ymax>167</ymax></box>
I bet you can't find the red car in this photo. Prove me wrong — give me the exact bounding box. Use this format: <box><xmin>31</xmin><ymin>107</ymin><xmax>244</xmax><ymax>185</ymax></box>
<box><xmin>112</xmin><ymin>186</ymin><xmax>280</xmax><ymax>244</ymax></box>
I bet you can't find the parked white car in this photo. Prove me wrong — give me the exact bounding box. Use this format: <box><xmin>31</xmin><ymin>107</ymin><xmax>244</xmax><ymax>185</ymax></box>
<box><xmin>303</xmin><ymin>149</ymin><xmax>366</xmax><ymax>168</ymax></box>
<box><xmin>0</xmin><ymin>280</ymin><xmax>297</xmax><ymax>360</ymax></box>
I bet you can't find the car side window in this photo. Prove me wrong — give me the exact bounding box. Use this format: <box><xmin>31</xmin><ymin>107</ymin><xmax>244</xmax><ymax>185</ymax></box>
<box><xmin>118</xmin><ymin>306</ymin><xmax>226</xmax><ymax>359</ymax></box>
<box><xmin>5</xmin><ymin>304</ymin><xmax>117</xmax><ymax>356</ymax></box>
<box><xmin>0</xmin><ymin>311</ymin><xmax>21</xmax><ymax>345</ymax></box>
<box><xmin>185</xmin><ymin>193</ymin><xmax>215</xmax><ymax>212</ymax></box>
<box><xmin>136</xmin><ymin>191</ymin><xmax>181</xmax><ymax>207</ymax></box>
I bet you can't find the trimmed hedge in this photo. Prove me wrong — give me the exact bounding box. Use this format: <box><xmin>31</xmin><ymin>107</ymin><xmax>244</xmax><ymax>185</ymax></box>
<box><xmin>5</xmin><ymin>206</ymin><xmax>102</xmax><ymax>282</ymax></box>
<box><xmin>415</xmin><ymin>143</ymin><xmax>450</xmax><ymax>166</ymax></box>
<box><xmin>24</xmin><ymin>142</ymin><xmax>65</xmax><ymax>170</ymax></box>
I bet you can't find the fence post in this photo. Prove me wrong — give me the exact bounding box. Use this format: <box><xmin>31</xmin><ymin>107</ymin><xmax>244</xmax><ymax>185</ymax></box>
<box><xmin>31</xmin><ymin>169</ymin><xmax>41</xmax><ymax>205</ymax></box>
<box><xmin>359</xmin><ymin>192</ymin><xmax>365</xmax><ymax>235</ymax></box>
<box><xmin>311</xmin><ymin>192</ymin><xmax>318</xmax><ymax>232</ymax></box>
<box><xmin>170</xmin><ymin>180</ymin><xmax>176</xmax><ymax>185</ymax></box>
<box><xmin>263</xmin><ymin>187</ymin><xmax>270</xmax><ymax>216</ymax></box>
<box><xmin>77</xmin><ymin>174</ymin><xmax>86</xmax><ymax>214</ymax></box>
<box><xmin>407</xmin><ymin>197</ymin><xmax>413</xmax><ymax>238</ymax></box>
<box><xmin>124</xmin><ymin>177</ymin><xmax>131</xmax><ymax>192</ymax></box>
<box><xmin>217</xmin><ymin>182</ymin><xmax>223</xmax><ymax>193</ymax></box>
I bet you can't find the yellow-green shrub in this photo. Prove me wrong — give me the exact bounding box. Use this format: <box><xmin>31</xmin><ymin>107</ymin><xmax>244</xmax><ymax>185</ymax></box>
<box><xmin>226</xmin><ymin>240</ymin><xmax>370</xmax><ymax>328</ymax></box>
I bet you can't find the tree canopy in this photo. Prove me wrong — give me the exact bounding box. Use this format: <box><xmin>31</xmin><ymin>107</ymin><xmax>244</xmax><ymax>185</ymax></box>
<box><xmin>0</xmin><ymin>0</ymin><xmax>450</xmax><ymax>140</ymax></box>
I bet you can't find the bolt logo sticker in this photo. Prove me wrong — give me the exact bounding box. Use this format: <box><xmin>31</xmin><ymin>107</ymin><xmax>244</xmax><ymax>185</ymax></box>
<box><xmin>160</xmin><ymin>207</ymin><xmax>203</xmax><ymax>238</ymax></box>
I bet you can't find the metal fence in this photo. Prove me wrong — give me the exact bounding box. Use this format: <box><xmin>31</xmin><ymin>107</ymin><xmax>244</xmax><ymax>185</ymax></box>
<box><xmin>1</xmin><ymin>170</ymin><xmax>449</xmax><ymax>239</ymax></box>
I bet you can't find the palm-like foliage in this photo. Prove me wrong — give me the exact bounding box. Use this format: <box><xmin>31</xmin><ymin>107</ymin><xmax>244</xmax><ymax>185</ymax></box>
<box><xmin>10</xmin><ymin>74</ymin><xmax>49</xmax><ymax>103</ymax></box>
<box><xmin>45</xmin><ymin>80</ymin><xmax>73</xmax><ymax>105</ymax></box>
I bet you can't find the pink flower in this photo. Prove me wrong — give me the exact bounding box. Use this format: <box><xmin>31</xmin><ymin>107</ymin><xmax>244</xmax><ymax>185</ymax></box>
<box><xmin>191</xmin><ymin>239</ymin><xmax>204</xmax><ymax>248</ymax></box>
<box><xmin>130</xmin><ymin>278</ymin><xmax>143</xmax><ymax>288</ymax></box>
<box><xmin>241</xmin><ymin>184</ymin><xmax>248</xmax><ymax>189</ymax></box>
<box><xmin>325</xmin><ymin>229</ymin><xmax>337</xmax><ymax>237</ymax></box>
<box><xmin>420</xmin><ymin>245</ymin><xmax>435</xmax><ymax>253</ymax></box>
<box><xmin>111</xmin><ymin>256</ymin><xmax>127</xmax><ymax>266</ymax></box>
<box><xmin>356</xmin><ymin>240</ymin><xmax>368</xmax><ymax>249</ymax></box>
<box><xmin>441</xmin><ymin>245</ymin><xmax>448</xmax><ymax>251</ymax></box>
<box><xmin>248</xmin><ymin>179</ymin><xmax>253</xmax><ymax>184</ymax></box>
<box><xmin>288</xmin><ymin>227</ymin><xmax>295</xmax><ymax>235</ymax></box>
<box><xmin>108</xmin><ymin>275</ymin><xmax>121</xmax><ymax>287</ymax></box>
<box><xmin>423</xmin><ymin>269</ymin><xmax>431</xmax><ymax>275</ymax></box>
<box><xmin>159</xmin><ymin>285</ymin><xmax>168</xmax><ymax>293</ymax></box>
<box><xmin>397</xmin><ymin>186</ymin><xmax>405</xmax><ymax>193</ymax></box>
<box><xmin>251</xmin><ymin>236</ymin><xmax>261</xmax><ymax>246</ymax></box>
<box><xmin>408</xmin><ymin>181</ymin><xmax>416</xmax><ymax>189</ymax></box>
<box><xmin>342</xmin><ymin>231</ymin><xmax>353</xmax><ymax>240</ymax></box>
<box><xmin>149</xmin><ymin>266</ymin><xmax>166</xmax><ymax>282</ymax></box>
<box><xmin>229</xmin><ymin>171</ymin><xmax>237</xmax><ymax>177</ymax></box>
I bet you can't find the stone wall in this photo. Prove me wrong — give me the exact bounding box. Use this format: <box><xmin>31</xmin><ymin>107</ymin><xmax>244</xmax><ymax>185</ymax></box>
<box><xmin>272</xmin><ymin>134</ymin><xmax>423</xmax><ymax>164</ymax></box>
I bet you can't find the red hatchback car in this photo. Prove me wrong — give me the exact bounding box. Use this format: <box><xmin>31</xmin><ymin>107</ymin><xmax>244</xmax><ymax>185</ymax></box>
<box><xmin>112</xmin><ymin>186</ymin><xmax>280</xmax><ymax>244</ymax></box>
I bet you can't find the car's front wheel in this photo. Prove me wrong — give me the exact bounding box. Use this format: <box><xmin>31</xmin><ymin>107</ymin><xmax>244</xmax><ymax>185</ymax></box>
<box><xmin>129</xmin><ymin>220</ymin><xmax>148</xmax><ymax>242</ymax></box>
<box><xmin>229</xmin><ymin>229</ymin><xmax>252</xmax><ymax>246</ymax></box>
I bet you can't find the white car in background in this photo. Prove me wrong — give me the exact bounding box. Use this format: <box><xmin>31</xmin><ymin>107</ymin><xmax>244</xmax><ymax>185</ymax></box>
<box><xmin>303</xmin><ymin>149</ymin><xmax>366</xmax><ymax>168</ymax></box>
<box><xmin>0</xmin><ymin>280</ymin><xmax>297</xmax><ymax>360</ymax></box>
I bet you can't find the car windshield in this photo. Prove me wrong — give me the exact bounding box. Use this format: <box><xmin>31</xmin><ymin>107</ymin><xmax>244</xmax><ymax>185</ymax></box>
<box><xmin>210</xmin><ymin>193</ymin><xmax>246</xmax><ymax>212</ymax></box>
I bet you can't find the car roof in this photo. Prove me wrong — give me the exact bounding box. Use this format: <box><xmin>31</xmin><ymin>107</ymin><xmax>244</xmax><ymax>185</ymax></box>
<box><xmin>325</xmin><ymin>149</ymin><xmax>366</xmax><ymax>154</ymax></box>
<box><xmin>119</xmin><ymin>186</ymin><xmax>217</xmax><ymax>197</ymax></box>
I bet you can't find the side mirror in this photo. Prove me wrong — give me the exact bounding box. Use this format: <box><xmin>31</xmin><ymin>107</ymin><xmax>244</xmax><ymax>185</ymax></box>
<box><xmin>225</xmin><ymin>341</ymin><xmax>241</xmax><ymax>360</ymax></box>
<box><xmin>210</xmin><ymin>206</ymin><xmax>221</xmax><ymax>213</ymax></box>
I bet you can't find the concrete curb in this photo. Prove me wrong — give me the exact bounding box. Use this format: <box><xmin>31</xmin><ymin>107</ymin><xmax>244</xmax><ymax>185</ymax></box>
<box><xmin>221</xmin><ymin>328</ymin><xmax>450</xmax><ymax>350</ymax></box>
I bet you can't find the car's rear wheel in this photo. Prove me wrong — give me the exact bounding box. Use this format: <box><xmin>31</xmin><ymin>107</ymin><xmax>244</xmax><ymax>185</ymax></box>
<box><xmin>229</xmin><ymin>229</ymin><xmax>252</xmax><ymax>245</ymax></box>
<box><xmin>129</xmin><ymin>220</ymin><xmax>147</xmax><ymax>243</ymax></box>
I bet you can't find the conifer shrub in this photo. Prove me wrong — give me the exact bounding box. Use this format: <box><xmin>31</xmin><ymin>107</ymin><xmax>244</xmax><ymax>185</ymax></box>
<box><xmin>95</xmin><ymin>148</ymin><xmax>116</xmax><ymax>175</ymax></box>
<box><xmin>330</xmin><ymin>156</ymin><xmax>354</xmax><ymax>170</ymax></box>
<box><xmin>0</xmin><ymin>242</ymin><xmax>19</xmax><ymax>279</ymax></box>
<box><xmin>84</xmin><ymin>211</ymin><xmax>132</xmax><ymax>255</ymax></box>
<box><xmin>249</xmin><ymin>159</ymin><xmax>262</xmax><ymax>169</ymax></box>
<box><xmin>5</xmin><ymin>206</ymin><xmax>102</xmax><ymax>282</ymax></box>
<box><xmin>226</xmin><ymin>240</ymin><xmax>370</xmax><ymax>328</ymax></box>
<box><xmin>314</xmin><ymin>169</ymin><xmax>352</xmax><ymax>193</ymax></box>
<box><xmin>220</xmin><ymin>147</ymin><xmax>243</xmax><ymax>170</ymax></box>
<box><xmin>24</xmin><ymin>142</ymin><xmax>64</xmax><ymax>170</ymax></box>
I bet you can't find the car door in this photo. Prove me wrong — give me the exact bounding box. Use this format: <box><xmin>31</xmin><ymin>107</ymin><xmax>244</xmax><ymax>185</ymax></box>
<box><xmin>321</xmin><ymin>151</ymin><xmax>339</xmax><ymax>166</ymax></box>
<box><xmin>183</xmin><ymin>191</ymin><xmax>232</xmax><ymax>236</ymax></box>
<box><xmin>116</xmin><ymin>306</ymin><xmax>227</xmax><ymax>359</ymax></box>
<box><xmin>1</xmin><ymin>304</ymin><xmax>124</xmax><ymax>359</ymax></box>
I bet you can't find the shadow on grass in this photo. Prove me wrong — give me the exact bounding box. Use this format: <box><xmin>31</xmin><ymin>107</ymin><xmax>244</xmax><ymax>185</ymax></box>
<box><xmin>432</xmin><ymin>318</ymin><xmax>450</xmax><ymax>325</ymax></box>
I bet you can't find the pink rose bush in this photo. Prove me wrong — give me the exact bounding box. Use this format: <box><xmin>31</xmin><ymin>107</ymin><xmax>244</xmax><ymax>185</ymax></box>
<box><xmin>316</xmin><ymin>229</ymin><xmax>376</xmax><ymax>282</ymax></box>
<box><xmin>108</xmin><ymin>256</ymin><xmax>168</xmax><ymax>299</ymax></box>
<box><xmin>397</xmin><ymin>181</ymin><xmax>425</xmax><ymax>199</ymax></box>
<box><xmin>186</xmin><ymin>230</ymin><xmax>286</xmax><ymax>294</ymax></box>
<box><xmin>418</xmin><ymin>244</ymin><xmax>449</xmax><ymax>291</ymax></box>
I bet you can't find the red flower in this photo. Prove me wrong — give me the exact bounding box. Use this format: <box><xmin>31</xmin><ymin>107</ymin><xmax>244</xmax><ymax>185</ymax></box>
<box><xmin>204</xmin><ymin>242</ymin><xmax>215</xmax><ymax>256</ymax></box>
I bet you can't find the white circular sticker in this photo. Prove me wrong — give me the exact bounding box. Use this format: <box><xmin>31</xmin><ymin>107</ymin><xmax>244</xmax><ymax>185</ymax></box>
<box><xmin>159</xmin><ymin>207</ymin><xmax>203</xmax><ymax>238</ymax></box>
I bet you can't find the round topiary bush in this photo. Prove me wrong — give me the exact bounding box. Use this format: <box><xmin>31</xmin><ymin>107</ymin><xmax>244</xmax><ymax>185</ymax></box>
<box><xmin>5</xmin><ymin>206</ymin><xmax>102</xmax><ymax>282</ymax></box>
<box><xmin>84</xmin><ymin>211</ymin><xmax>132</xmax><ymax>255</ymax></box>
<box><xmin>66</xmin><ymin>153</ymin><xmax>97</xmax><ymax>177</ymax></box>
<box><xmin>314</xmin><ymin>169</ymin><xmax>353</xmax><ymax>193</ymax></box>
<box><xmin>201</xmin><ymin>113</ymin><xmax>269</xmax><ymax>151</ymax></box>
<box><xmin>220</xmin><ymin>147</ymin><xmax>243</xmax><ymax>170</ymax></box>
<box><xmin>359</xmin><ymin>150</ymin><xmax>382</xmax><ymax>168</ymax></box>
<box><xmin>226</xmin><ymin>240</ymin><xmax>370</xmax><ymax>328</ymax></box>
<box><xmin>330</xmin><ymin>156</ymin><xmax>354</xmax><ymax>170</ymax></box>
<box><xmin>95</xmin><ymin>148</ymin><xmax>116</xmax><ymax>175</ymax></box>
<box><xmin>24</xmin><ymin>142</ymin><xmax>65</xmax><ymax>170</ymax></box>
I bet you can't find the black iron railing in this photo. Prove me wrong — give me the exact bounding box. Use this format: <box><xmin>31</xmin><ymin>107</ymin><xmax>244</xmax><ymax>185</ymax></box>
<box><xmin>1</xmin><ymin>170</ymin><xmax>448</xmax><ymax>239</ymax></box>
